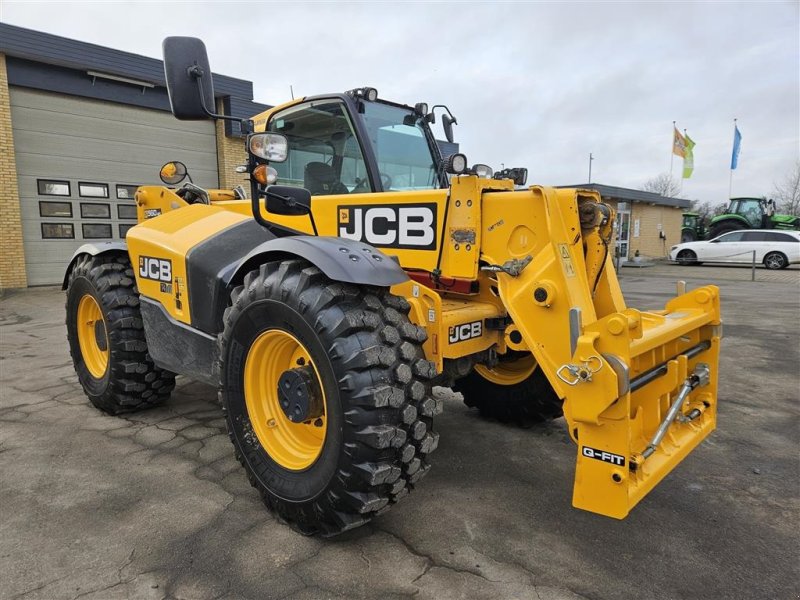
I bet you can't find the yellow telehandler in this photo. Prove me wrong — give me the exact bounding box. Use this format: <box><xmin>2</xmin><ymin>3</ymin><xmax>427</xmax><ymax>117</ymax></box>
<box><xmin>64</xmin><ymin>37</ymin><xmax>721</xmax><ymax>535</ymax></box>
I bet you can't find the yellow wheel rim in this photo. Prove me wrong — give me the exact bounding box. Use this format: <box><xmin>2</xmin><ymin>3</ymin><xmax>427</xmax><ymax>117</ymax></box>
<box><xmin>475</xmin><ymin>354</ymin><xmax>537</xmax><ymax>386</ymax></box>
<box><xmin>76</xmin><ymin>294</ymin><xmax>109</xmax><ymax>379</ymax></box>
<box><xmin>244</xmin><ymin>329</ymin><xmax>327</xmax><ymax>471</ymax></box>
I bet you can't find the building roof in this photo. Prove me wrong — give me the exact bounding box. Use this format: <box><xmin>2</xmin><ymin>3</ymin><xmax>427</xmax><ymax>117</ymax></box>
<box><xmin>0</xmin><ymin>22</ymin><xmax>269</xmax><ymax>134</ymax></box>
<box><xmin>558</xmin><ymin>183</ymin><xmax>692</xmax><ymax>209</ymax></box>
<box><xmin>0</xmin><ymin>22</ymin><xmax>254</xmax><ymax>99</ymax></box>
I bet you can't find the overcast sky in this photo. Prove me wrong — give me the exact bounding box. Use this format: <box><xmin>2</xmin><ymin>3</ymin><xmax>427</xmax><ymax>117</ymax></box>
<box><xmin>2</xmin><ymin>1</ymin><xmax>798</xmax><ymax>205</ymax></box>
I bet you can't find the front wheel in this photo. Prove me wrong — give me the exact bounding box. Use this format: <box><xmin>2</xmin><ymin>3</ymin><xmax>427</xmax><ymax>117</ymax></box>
<box><xmin>763</xmin><ymin>251</ymin><xmax>788</xmax><ymax>270</ymax></box>
<box><xmin>676</xmin><ymin>249</ymin><xmax>698</xmax><ymax>266</ymax></box>
<box><xmin>453</xmin><ymin>353</ymin><xmax>562</xmax><ymax>426</ymax></box>
<box><xmin>219</xmin><ymin>260</ymin><xmax>441</xmax><ymax>536</ymax></box>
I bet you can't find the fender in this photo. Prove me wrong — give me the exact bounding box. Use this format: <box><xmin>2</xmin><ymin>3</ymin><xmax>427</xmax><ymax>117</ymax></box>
<box><xmin>61</xmin><ymin>242</ymin><xmax>128</xmax><ymax>290</ymax></box>
<box><xmin>708</xmin><ymin>215</ymin><xmax>749</xmax><ymax>229</ymax></box>
<box><xmin>188</xmin><ymin>229</ymin><xmax>410</xmax><ymax>336</ymax></box>
<box><xmin>229</xmin><ymin>236</ymin><xmax>409</xmax><ymax>289</ymax></box>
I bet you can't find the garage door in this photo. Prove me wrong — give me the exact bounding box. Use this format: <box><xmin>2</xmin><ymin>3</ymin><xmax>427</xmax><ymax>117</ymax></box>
<box><xmin>9</xmin><ymin>88</ymin><xmax>219</xmax><ymax>285</ymax></box>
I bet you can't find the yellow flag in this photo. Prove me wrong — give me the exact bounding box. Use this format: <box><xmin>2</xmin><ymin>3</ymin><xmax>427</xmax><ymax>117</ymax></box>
<box><xmin>682</xmin><ymin>134</ymin><xmax>696</xmax><ymax>179</ymax></box>
<box><xmin>673</xmin><ymin>127</ymin><xmax>686</xmax><ymax>158</ymax></box>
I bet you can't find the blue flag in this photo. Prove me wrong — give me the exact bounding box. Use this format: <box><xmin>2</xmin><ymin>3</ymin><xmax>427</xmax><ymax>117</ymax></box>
<box><xmin>731</xmin><ymin>124</ymin><xmax>742</xmax><ymax>170</ymax></box>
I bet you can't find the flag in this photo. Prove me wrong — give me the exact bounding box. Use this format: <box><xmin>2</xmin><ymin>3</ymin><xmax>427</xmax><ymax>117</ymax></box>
<box><xmin>672</xmin><ymin>127</ymin><xmax>686</xmax><ymax>158</ymax></box>
<box><xmin>682</xmin><ymin>134</ymin><xmax>696</xmax><ymax>179</ymax></box>
<box><xmin>731</xmin><ymin>124</ymin><xmax>742</xmax><ymax>170</ymax></box>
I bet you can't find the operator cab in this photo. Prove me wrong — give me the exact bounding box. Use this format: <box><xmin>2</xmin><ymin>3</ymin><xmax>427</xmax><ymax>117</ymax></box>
<box><xmin>263</xmin><ymin>93</ymin><xmax>448</xmax><ymax>196</ymax></box>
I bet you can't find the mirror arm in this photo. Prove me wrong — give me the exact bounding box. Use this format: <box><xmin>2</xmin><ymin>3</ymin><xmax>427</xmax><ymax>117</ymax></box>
<box><xmin>191</xmin><ymin>69</ymin><xmax>253</xmax><ymax>134</ymax></box>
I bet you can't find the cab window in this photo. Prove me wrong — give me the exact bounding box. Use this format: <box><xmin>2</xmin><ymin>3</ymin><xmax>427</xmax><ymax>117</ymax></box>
<box><xmin>267</xmin><ymin>100</ymin><xmax>372</xmax><ymax>195</ymax></box>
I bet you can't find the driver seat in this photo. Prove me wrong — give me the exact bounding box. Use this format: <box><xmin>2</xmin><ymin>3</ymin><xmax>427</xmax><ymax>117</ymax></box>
<box><xmin>303</xmin><ymin>162</ymin><xmax>349</xmax><ymax>196</ymax></box>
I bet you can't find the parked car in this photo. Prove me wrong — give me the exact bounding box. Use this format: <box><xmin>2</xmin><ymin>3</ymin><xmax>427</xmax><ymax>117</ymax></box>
<box><xmin>669</xmin><ymin>229</ymin><xmax>800</xmax><ymax>269</ymax></box>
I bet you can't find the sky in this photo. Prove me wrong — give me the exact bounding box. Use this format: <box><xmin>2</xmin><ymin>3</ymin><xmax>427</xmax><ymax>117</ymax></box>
<box><xmin>2</xmin><ymin>1</ymin><xmax>798</xmax><ymax>206</ymax></box>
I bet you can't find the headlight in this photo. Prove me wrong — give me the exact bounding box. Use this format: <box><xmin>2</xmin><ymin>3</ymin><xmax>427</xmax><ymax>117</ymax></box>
<box><xmin>472</xmin><ymin>164</ymin><xmax>493</xmax><ymax>178</ymax></box>
<box><xmin>248</xmin><ymin>133</ymin><xmax>288</xmax><ymax>162</ymax></box>
<box><xmin>670</xmin><ymin>246</ymin><xmax>678</xmax><ymax>251</ymax></box>
<box><xmin>444</xmin><ymin>153</ymin><xmax>468</xmax><ymax>174</ymax></box>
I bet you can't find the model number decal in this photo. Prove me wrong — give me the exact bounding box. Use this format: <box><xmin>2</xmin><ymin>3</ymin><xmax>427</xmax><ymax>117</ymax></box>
<box><xmin>338</xmin><ymin>203</ymin><xmax>437</xmax><ymax>250</ymax></box>
<box><xmin>139</xmin><ymin>256</ymin><xmax>172</xmax><ymax>283</ymax></box>
<box><xmin>449</xmin><ymin>321</ymin><xmax>482</xmax><ymax>344</ymax></box>
<box><xmin>582</xmin><ymin>446</ymin><xmax>625</xmax><ymax>467</ymax></box>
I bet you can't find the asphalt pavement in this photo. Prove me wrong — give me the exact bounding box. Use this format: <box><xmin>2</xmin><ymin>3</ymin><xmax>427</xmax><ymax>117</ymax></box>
<box><xmin>1</xmin><ymin>264</ymin><xmax>798</xmax><ymax>600</ymax></box>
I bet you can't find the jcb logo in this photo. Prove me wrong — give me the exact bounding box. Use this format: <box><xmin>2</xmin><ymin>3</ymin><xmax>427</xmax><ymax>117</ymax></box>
<box><xmin>338</xmin><ymin>203</ymin><xmax>437</xmax><ymax>249</ymax></box>
<box><xmin>449</xmin><ymin>321</ymin><xmax>482</xmax><ymax>344</ymax></box>
<box><xmin>139</xmin><ymin>256</ymin><xmax>172</xmax><ymax>283</ymax></box>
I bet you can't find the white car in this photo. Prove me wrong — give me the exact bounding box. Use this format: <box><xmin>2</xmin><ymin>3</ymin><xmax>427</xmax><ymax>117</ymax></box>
<box><xmin>669</xmin><ymin>229</ymin><xmax>800</xmax><ymax>270</ymax></box>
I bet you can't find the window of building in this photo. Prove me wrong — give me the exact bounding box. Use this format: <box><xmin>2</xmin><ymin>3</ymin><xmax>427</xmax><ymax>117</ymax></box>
<box><xmin>41</xmin><ymin>223</ymin><xmax>74</xmax><ymax>239</ymax></box>
<box><xmin>82</xmin><ymin>223</ymin><xmax>112</xmax><ymax>239</ymax></box>
<box><xmin>80</xmin><ymin>203</ymin><xmax>111</xmax><ymax>218</ymax></box>
<box><xmin>117</xmin><ymin>204</ymin><xmax>137</xmax><ymax>219</ymax></box>
<box><xmin>116</xmin><ymin>184</ymin><xmax>139</xmax><ymax>199</ymax></box>
<box><xmin>119</xmin><ymin>224</ymin><xmax>135</xmax><ymax>238</ymax></box>
<box><xmin>37</xmin><ymin>179</ymin><xmax>71</xmax><ymax>196</ymax></box>
<box><xmin>39</xmin><ymin>201</ymin><xmax>73</xmax><ymax>218</ymax></box>
<box><xmin>78</xmin><ymin>182</ymin><xmax>109</xmax><ymax>198</ymax></box>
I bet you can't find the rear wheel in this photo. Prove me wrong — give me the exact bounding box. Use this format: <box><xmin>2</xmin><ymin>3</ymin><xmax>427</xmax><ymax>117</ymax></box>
<box><xmin>676</xmin><ymin>249</ymin><xmax>698</xmax><ymax>266</ymax></box>
<box><xmin>763</xmin><ymin>251</ymin><xmax>788</xmax><ymax>270</ymax></box>
<box><xmin>219</xmin><ymin>260</ymin><xmax>440</xmax><ymax>536</ymax></box>
<box><xmin>709</xmin><ymin>221</ymin><xmax>743</xmax><ymax>239</ymax></box>
<box><xmin>65</xmin><ymin>254</ymin><xmax>175</xmax><ymax>414</ymax></box>
<box><xmin>453</xmin><ymin>353</ymin><xmax>562</xmax><ymax>426</ymax></box>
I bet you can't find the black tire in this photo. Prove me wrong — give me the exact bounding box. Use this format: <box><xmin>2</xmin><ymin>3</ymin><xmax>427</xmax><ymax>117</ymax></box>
<box><xmin>680</xmin><ymin>229</ymin><xmax>697</xmax><ymax>243</ymax></box>
<box><xmin>676</xmin><ymin>249</ymin><xmax>698</xmax><ymax>266</ymax></box>
<box><xmin>219</xmin><ymin>260</ymin><xmax>441</xmax><ymax>536</ymax></box>
<box><xmin>453</xmin><ymin>356</ymin><xmax>562</xmax><ymax>426</ymax></box>
<box><xmin>708</xmin><ymin>221</ymin><xmax>743</xmax><ymax>239</ymax></box>
<box><xmin>763</xmin><ymin>251</ymin><xmax>788</xmax><ymax>270</ymax></box>
<box><xmin>65</xmin><ymin>254</ymin><xmax>175</xmax><ymax>415</ymax></box>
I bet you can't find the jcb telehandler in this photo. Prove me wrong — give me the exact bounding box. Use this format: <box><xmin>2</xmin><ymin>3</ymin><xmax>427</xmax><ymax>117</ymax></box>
<box><xmin>64</xmin><ymin>37</ymin><xmax>722</xmax><ymax>536</ymax></box>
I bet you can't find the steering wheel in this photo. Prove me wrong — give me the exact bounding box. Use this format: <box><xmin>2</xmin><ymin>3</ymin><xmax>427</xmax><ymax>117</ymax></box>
<box><xmin>352</xmin><ymin>173</ymin><xmax>393</xmax><ymax>193</ymax></box>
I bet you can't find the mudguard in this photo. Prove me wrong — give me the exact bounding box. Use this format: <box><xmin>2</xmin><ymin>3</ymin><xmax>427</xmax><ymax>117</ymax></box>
<box><xmin>229</xmin><ymin>235</ymin><xmax>409</xmax><ymax>289</ymax></box>
<box><xmin>61</xmin><ymin>242</ymin><xmax>128</xmax><ymax>289</ymax></box>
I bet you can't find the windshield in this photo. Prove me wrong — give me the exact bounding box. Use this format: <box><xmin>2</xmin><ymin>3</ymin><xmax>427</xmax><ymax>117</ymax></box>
<box><xmin>361</xmin><ymin>102</ymin><xmax>441</xmax><ymax>191</ymax></box>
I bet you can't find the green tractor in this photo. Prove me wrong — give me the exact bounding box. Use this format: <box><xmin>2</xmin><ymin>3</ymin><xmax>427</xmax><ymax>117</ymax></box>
<box><xmin>708</xmin><ymin>197</ymin><xmax>800</xmax><ymax>239</ymax></box>
<box><xmin>680</xmin><ymin>212</ymin><xmax>707</xmax><ymax>242</ymax></box>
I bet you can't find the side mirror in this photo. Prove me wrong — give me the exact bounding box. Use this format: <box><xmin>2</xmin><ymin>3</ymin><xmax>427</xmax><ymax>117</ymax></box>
<box><xmin>159</xmin><ymin>161</ymin><xmax>188</xmax><ymax>185</ymax></box>
<box><xmin>162</xmin><ymin>37</ymin><xmax>215</xmax><ymax>120</ymax></box>
<box><xmin>265</xmin><ymin>186</ymin><xmax>311</xmax><ymax>216</ymax></box>
<box><xmin>442</xmin><ymin>113</ymin><xmax>457</xmax><ymax>143</ymax></box>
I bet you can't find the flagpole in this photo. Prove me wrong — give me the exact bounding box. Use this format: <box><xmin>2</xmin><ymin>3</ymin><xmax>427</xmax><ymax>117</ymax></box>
<box><xmin>729</xmin><ymin>118</ymin><xmax>737</xmax><ymax>199</ymax></box>
<box><xmin>679</xmin><ymin>128</ymin><xmax>687</xmax><ymax>196</ymax></box>
<box><xmin>670</xmin><ymin>121</ymin><xmax>675</xmax><ymax>180</ymax></box>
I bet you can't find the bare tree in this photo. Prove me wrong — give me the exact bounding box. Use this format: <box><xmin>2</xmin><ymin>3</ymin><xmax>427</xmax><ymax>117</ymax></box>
<box><xmin>642</xmin><ymin>173</ymin><xmax>681</xmax><ymax>197</ymax></box>
<box><xmin>772</xmin><ymin>161</ymin><xmax>800</xmax><ymax>215</ymax></box>
<box><xmin>690</xmin><ymin>200</ymin><xmax>727</xmax><ymax>221</ymax></box>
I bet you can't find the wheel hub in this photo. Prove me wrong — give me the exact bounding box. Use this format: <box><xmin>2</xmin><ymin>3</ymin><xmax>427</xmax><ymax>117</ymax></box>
<box><xmin>94</xmin><ymin>319</ymin><xmax>108</xmax><ymax>351</ymax></box>
<box><xmin>277</xmin><ymin>366</ymin><xmax>323</xmax><ymax>423</ymax></box>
